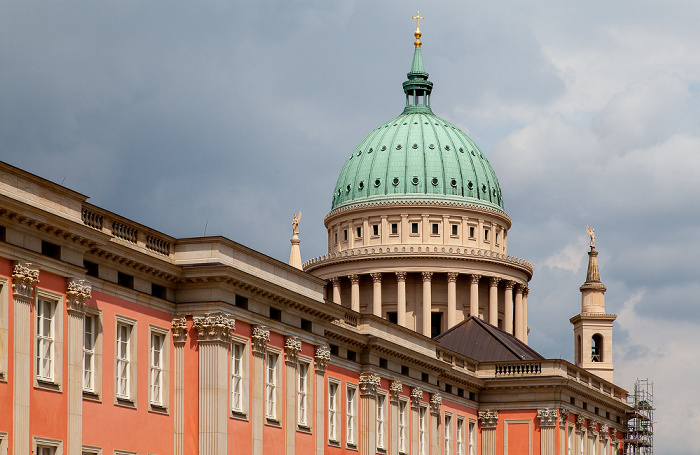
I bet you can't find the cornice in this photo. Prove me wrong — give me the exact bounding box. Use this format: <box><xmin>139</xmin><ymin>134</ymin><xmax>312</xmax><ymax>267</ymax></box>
<box><xmin>0</xmin><ymin>206</ymin><xmax>99</xmax><ymax>250</ymax></box>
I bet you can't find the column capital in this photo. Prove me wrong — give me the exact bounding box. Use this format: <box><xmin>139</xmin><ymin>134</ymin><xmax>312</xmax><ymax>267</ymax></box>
<box><xmin>478</xmin><ymin>410</ymin><xmax>499</xmax><ymax>429</ymax></box>
<box><xmin>12</xmin><ymin>260</ymin><xmax>39</xmax><ymax>299</ymax></box>
<box><xmin>331</xmin><ymin>277</ymin><xmax>341</xmax><ymax>286</ymax></box>
<box><xmin>314</xmin><ymin>344</ymin><xmax>331</xmax><ymax>374</ymax></box>
<box><xmin>558</xmin><ymin>408</ymin><xmax>570</xmax><ymax>429</ymax></box>
<box><xmin>171</xmin><ymin>316</ymin><xmax>188</xmax><ymax>344</ymax></box>
<box><xmin>284</xmin><ymin>335</ymin><xmax>302</xmax><ymax>364</ymax></box>
<box><xmin>489</xmin><ymin>276</ymin><xmax>501</xmax><ymax>287</ymax></box>
<box><xmin>599</xmin><ymin>424</ymin><xmax>610</xmax><ymax>440</ymax></box>
<box><xmin>536</xmin><ymin>408</ymin><xmax>558</xmax><ymax>427</ymax></box>
<box><xmin>359</xmin><ymin>372</ymin><xmax>381</xmax><ymax>397</ymax></box>
<box><xmin>429</xmin><ymin>393</ymin><xmax>442</xmax><ymax>416</ymax></box>
<box><xmin>193</xmin><ymin>313</ymin><xmax>235</xmax><ymax>344</ymax></box>
<box><xmin>514</xmin><ymin>283</ymin><xmax>524</xmax><ymax>294</ymax></box>
<box><xmin>251</xmin><ymin>325</ymin><xmax>270</xmax><ymax>356</ymax></box>
<box><xmin>504</xmin><ymin>280</ymin><xmax>515</xmax><ymax>290</ymax></box>
<box><xmin>410</xmin><ymin>387</ymin><xmax>423</xmax><ymax>407</ymax></box>
<box><xmin>348</xmin><ymin>274</ymin><xmax>360</xmax><ymax>284</ymax></box>
<box><xmin>522</xmin><ymin>287</ymin><xmax>529</xmax><ymax>297</ymax></box>
<box><xmin>575</xmin><ymin>415</ymin><xmax>586</xmax><ymax>434</ymax></box>
<box><xmin>389</xmin><ymin>380</ymin><xmax>403</xmax><ymax>401</ymax></box>
<box><xmin>447</xmin><ymin>272</ymin><xmax>459</xmax><ymax>283</ymax></box>
<box><xmin>587</xmin><ymin>420</ymin><xmax>598</xmax><ymax>437</ymax></box>
<box><xmin>421</xmin><ymin>271</ymin><xmax>433</xmax><ymax>282</ymax></box>
<box><xmin>469</xmin><ymin>274</ymin><xmax>481</xmax><ymax>284</ymax></box>
<box><xmin>66</xmin><ymin>278</ymin><xmax>92</xmax><ymax>313</ymax></box>
<box><xmin>370</xmin><ymin>272</ymin><xmax>383</xmax><ymax>283</ymax></box>
<box><xmin>395</xmin><ymin>271</ymin><xmax>407</xmax><ymax>282</ymax></box>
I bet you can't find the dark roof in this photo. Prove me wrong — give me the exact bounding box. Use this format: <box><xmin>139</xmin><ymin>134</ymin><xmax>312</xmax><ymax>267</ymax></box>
<box><xmin>434</xmin><ymin>316</ymin><xmax>545</xmax><ymax>362</ymax></box>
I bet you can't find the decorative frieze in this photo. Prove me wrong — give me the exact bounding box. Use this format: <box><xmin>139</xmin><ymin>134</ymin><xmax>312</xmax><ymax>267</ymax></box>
<box><xmin>389</xmin><ymin>380</ymin><xmax>403</xmax><ymax>401</ymax></box>
<box><xmin>359</xmin><ymin>372</ymin><xmax>381</xmax><ymax>396</ymax></box>
<box><xmin>558</xmin><ymin>408</ymin><xmax>570</xmax><ymax>429</ymax></box>
<box><xmin>284</xmin><ymin>336</ymin><xmax>302</xmax><ymax>364</ymax></box>
<box><xmin>410</xmin><ymin>387</ymin><xmax>423</xmax><ymax>407</ymax></box>
<box><xmin>537</xmin><ymin>408</ymin><xmax>558</xmax><ymax>427</ymax></box>
<box><xmin>66</xmin><ymin>278</ymin><xmax>92</xmax><ymax>312</ymax></box>
<box><xmin>251</xmin><ymin>325</ymin><xmax>270</xmax><ymax>356</ymax></box>
<box><xmin>314</xmin><ymin>344</ymin><xmax>331</xmax><ymax>374</ymax></box>
<box><xmin>12</xmin><ymin>261</ymin><xmax>39</xmax><ymax>299</ymax></box>
<box><xmin>172</xmin><ymin>316</ymin><xmax>188</xmax><ymax>344</ymax></box>
<box><xmin>429</xmin><ymin>393</ymin><xmax>442</xmax><ymax>416</ymax></box>
<box><xmin>192</xmin><ymin>313</ymin><xmax>235</xmax><ymax>343</ymax></box>
<box><xmin>478</xmin><ymin>410</ymin><xmax>499</xmax><ymax>429</ymax></box>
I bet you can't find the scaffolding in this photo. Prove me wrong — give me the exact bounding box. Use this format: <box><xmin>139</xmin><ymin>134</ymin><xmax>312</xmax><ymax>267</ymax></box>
<box><xmin>624</xmin><ymin>379</ymin><xmax>654</xmax><ymax>455</ymax></box>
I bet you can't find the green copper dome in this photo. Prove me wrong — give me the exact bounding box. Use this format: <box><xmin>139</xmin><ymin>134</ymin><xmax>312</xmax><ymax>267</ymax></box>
<box><xmin>331</xmin><ymin>46</ymin><xmax>504</xmax><ymax>212</ymax></box>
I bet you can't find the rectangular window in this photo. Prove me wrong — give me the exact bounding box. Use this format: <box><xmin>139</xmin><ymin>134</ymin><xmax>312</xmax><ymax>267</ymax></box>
<box><xmin>37</xmin><ymin>446</ymin><xmax>56</xmax><ymax>455</ymax></box>
<box><xmin>411</xmin><ymin>222</ymin><xmax>419</xmax><ymax>234</ymax></box>
<box><xmin>391</xmin><ymin>223</ymin><xmax>398</xmax><ymax>235</ymax></box>
<box><xmin>432</xmin><ymin>223</ymin><xmax>439</xmax><ymax>235</ymax></box>
<box><xmin>445</xmin><ymin>414</ymin><xmax>452</xmax><ymax>455</ymax></box>
<box><xmin>347</xmin><ymin>385</ymin><xmax>357</xmax><ymax>446</ymax></box>
<box><xmin>376</xmin><ymin>394</ymin><xmax>386</xmax><ymax>449</ymax></box>
<box><xmin>469</xmin><ymin>226</ymin><xmax>475</xmax><ymax>238</ymax></box>
<box><xmin>567</xmin><ymin>427</ymin><xmax>574</xmax><ymax>455</ymax></box>
<box><xmin>328</xmin><ymin>381</ymin><xmax>339</xmax><ymax>441</ymax></box>
<box><xmin>334</xmin><ymin>232</ymin><xmax>338</xmax><ymax>244</ymax></box>
<box><xmin>83</xmin><ymin>315</ymin><xmax>95</xmax><ymax>392</ymax></box>
<box><xmin>468</xmin><ymin>421</ymin><xmax>476</xmax><ymax>455</ymax></box>
<box><xmin>117</xmin><ymin>272</ymin><xmax>134</xmax><ymax>289</ymax></box>
<box><xmin>116</xmin><ymin>322</ymin><xmax>131</xmax><ymax>399</ymax></box>
<box><xmin>150</xmin><ymin>332</ymin><xmax>164</xmax><ymax>406</ymax></box>
<box><xmin>457</xmin><ymin>418</ymin><xmax>465</xmax><ymax>455</ymax></box>
<box><xmin>231</xmin><ymin>343</ymin><xmax>244</xmax><ymax>413</ymax></box>
<box><xmin>373</xmin><ymin>224</ymin><xmax>379</xmax><ymax>236</ymax></box>
<box><xmin>398</xmin><ymin>400</ymin><xmax>407</xmax><ymax>453</ymax></box>
<box><xmin>36</xmin><ymin>298</ymin><xmax>56</xmax><ymax>381</ymax></box>
<box><xmin>343</xmin><ymin>230</ymin><xmax>348</xmax><ymax>241</ymax></box>
<box><xmin>266</xmin><ymin>353</ymin><xmax>279</xmax><ymax>419</ymax></box>
<box><xmin>41</xmin><ymin>240</ymin><xmax>61</xmax><ymax>260</ymax></box>
<box><xmin>297</xmin><ymin>362</ymin><xmax>309</xmax><ymax>426</ymax></box>
<box><xmin>419</xmin><ymin>406</ymin><xmax>427</xmax><ymax>455</ymax></box>
<box><xmin>484</xmin><ymin>229</ymin><xmax>489</xmax><ymax>242</ymax></box>
<box><xmin>356</xmin><ymin>227</ymin><xmax>362</xmax><ymax>238</ymax></box>
<box><xmin>452</xmin><ymin>224</ymin><xmax>458</xmax><ymax>236</ymax></box>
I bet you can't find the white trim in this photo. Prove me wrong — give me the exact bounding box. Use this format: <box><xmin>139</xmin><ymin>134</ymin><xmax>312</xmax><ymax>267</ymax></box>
<box><xmin>33</xmin><ymin>436</ymin><xmax>63</xmax><ymax>455</ymax></box>
<box><xmin>376</xmin><ymin>392</ymin><xmax>387</xmax><ymax>449</ymax></box>
<box><xmin>328</xmin><ymin>378</ymin><xmax>340</xmax><ymax>442</ymax></box>
<box><xmin>346</xmin><ymin>383</ymin><xmax>358</xmax><ymax>447</ymax></box>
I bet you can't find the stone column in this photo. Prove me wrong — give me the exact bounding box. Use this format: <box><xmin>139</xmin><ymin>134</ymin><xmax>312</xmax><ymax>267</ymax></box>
<box><xmin>588</xmin><ymin>421</ymin><xmax>599</xmax><ymax>455</ymax></box>
<box><xmin>410</xmin><ymin>388</ymin><xmax>423</xmax><ymax>455</ymax></box>
<box><xmin>349</xmin><ymin>274</ymin><xmax>360</xmax><ymax>312</ymax></box>
<box><xmin>469</xmin><ymin>275</ymin><xmax>481</xmax><ymax>318</ymax></box>
<box><xmin>331</xmin><ymin>277</ymin><xmax>341</xmax><ymax>305</ymax></box>
<box><xmin>537</xmin><ymin>409</ymin><xmax>557</xmax><ymax>455</ymax></box>
<box><xmin>284</xmin><ymin>336</ymin><xmax>302</xmax><ymax>455</ymax></box>
<box><xmin>514</xmin><ymin>285</ymin><xmax>524</xmax><ymax>341</ymax></box>
<box><xmin>421</xmin><ymin>272</ymin><xmax>433</xmax><ymax>337</ymax></box>
<box><xmin>371</xmin><ymin>273</ymin><xmax>383</xmax><ymax>317</ymax></box>
<box><xmin>252</xmin><ymin>325</ymin><xmax>271</xmax><ymax>455</ymax></box>
<box><xmin>504</xmin><ymin>281</ymin><xmax>514</xmax><ymax>334</ymax></box>
<box><xmin>478</xmin><ymin>411</ymin><xmax>499</xmax><ymax>455</ymax></box>
<box><xmin>523</xmin><ymin>287</ymin><xmax>529</xmax><ymax>343</ymax></box>
<box><xmin>66</xmin><ymin>279</ymin><xmax>91</xmax><ymax>455</ymax></box>
<box><xmin>12</xmin><ymin>261</ymin><xmax>39</xmax><ymax>455</ymax></box>
<box><xmin>314</xmin><ymin>345</ymin><xmax>331</xmax><ymax>455</ymax></box>
<box><xmin>576</xmin><ymin>416</ymin><xmax>586</xmax><ymax>455</ymax></box>
<box><xmin>193</xmin><ymin>313</ymin><xmax>236</xmax><ymax>455</ymax></box>
<box><xmin>395</xmin><ymin>272</ymin><xmax>407</xmax><ymax>327</ymax></box>
<box><xmin>600</xmin><ymin>424</ymin><xmax>610</xmax><ymax>455</ymax></box>
<box><xmin>489</xmin><ymin>277</ymin><xmax>500</xmax><ymax>326</ymax></box>
<box><xmin>429</xmin><ymin>394</ymin><xmax>442</xmax><ymax>455</ymax></box>
<box><xmin>359</xmin><ymin>373</ymin><xmax>380</xmax><ymax>455</ymax></box>
<box><xmin>558</xmin><ymin>408</ymin><xmax>569</xmax><ymax>455</ymax></box>
<box><xmin>447</xmin><ymin>273</ymin><xmax>458</xmax><ymax>329</ymax></box>
<box><xmin>172</xmin><ymin>317</ymin><xmax>189</xmax><ymax>455</ymax></box>
<box><xmin>389</xmin><ymin>381</ymin><xmax>403</xmax><ymax>455</ymax></box>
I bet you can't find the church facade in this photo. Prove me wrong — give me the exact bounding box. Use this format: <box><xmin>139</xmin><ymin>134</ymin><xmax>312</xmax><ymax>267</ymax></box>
<box><xmin>0</xmin><ymin>21</ymin><xmax>631</xmax><ymax>455</ymax></box>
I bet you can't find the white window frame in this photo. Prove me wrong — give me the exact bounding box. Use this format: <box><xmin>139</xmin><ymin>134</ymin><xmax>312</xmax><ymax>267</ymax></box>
<box><xmin>568</xmin><ymin>426</ymin><xmax>574</xmax><ymax>455</ymax></box>
<box><xmin>346</xmin><ymin>384</ymin><xmax>358</xmax><ymax>447</ymax></box>
<box><xmin>444</xmin><ymin>413</ymin><xmax>452</xmax><ymax>455</ymax></box>
<box><xmin>0</xmin><ymin>432</ymin><xmax>8</xmax><ymax>455</ymax></box>
<box><xmin>83</xmin><ymin>314</ymin><xmax>96</xmax><ymax>392</ymax></box>
<box><xmin>398</xmin><ymin>399</ymin><xmax>408</xmax><ymax>454</ymax></box>
<box><xmin>297</xmin><ymin>359</ymin><xmax>310</xmax><ymax>427</ymax></box>
<box><xmin>419</xmin><ymin>405</ymin><xmax>427</xmax><ymax>455</ymax></box>
<box><xmin>148</xmin><ymin>325</ymin><xmax>170</xmax><ymax>410</ymax></box>
<box><xmin>35</xmin><ymin>289</ymin><xmax>63</xmax><ymax>390</ymax></box>
<box><xmin>114</xmin><ymin>315</ymin><xmax>137</xmax><ymax>405</ymax></box>
<box><xmin>82</xmin><ymin>444</ymin><xmax>102</xmax><ymax>454</ymax></box>
<box><xmin>265</xmin><ymin>351</ymin><xmax>280</xmax><ymax>421</ymax></box>
<box><xmin>328</xmin><ymin>378</ymin><xmax>340</xmax><ymax>442</ymax></box>
<box><xmin>377</xmin><ymin>392</ymin><xmax>387</xmax><ymax>449</ymax></box>
<box><xmin>230</xmin><ymin>335</ymin><xmax>249</xmax><ymax>416</ymax></box>
<box><xmin>468</xmin><ymin>420</ymin><xmax>477</xmax><ymax>455</ymax></box>
<box><xmin>456</xmin><ymin>417</ymin><xmax>465</xmax><ymax>455</ymax></box>
<box><xmin>0</xmin><ymin>278</ymin><xmax>9</xmax><ymax>381</ymax></box>
<box><xmin>36</xmin><ymin>298</ymin><xmax>55</xmax><ymax>381</ymax></box>
<box><xmin>83</xmin><ymin>307</ymin><xmax>103</xmax><ymax>399</ymax></box>
<box><xmin>34</xmin><ymin>436</ymin><xmax>63</xmax><ymax>455</ymax></box>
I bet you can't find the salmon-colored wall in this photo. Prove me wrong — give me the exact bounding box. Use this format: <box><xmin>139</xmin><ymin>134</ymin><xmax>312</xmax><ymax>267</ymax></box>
<box><xmin>262</xmin><ymin>331</ymin><xmax>285</xmax><ymax>453</ymax></box>
<box><xmin>325</xmin><ymin>363</ymin><xmax>360</xmax><ymax>455</ymax></box>
<box><xmin>228</xmin><ymin>321</ymin><xmax>251</xmax><ymax>455</ymax></box>
<box><xmin>442</xmin><ymin>396</ymin><xmax>478</xmax><ymax>455</ymax></box>
<box><xmin>495</xmin><ymin>410</ymin><xmax>540</xmax><ymax>455</ymax></box>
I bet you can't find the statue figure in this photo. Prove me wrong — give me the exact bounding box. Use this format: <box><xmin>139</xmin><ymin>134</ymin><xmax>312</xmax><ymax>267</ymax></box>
<box><xmin>586</xmin><ymin>225</ymin><xmax>596</xmax><ymax>248</ymax></box>
<box><xmin>292</xmin><ymin>212</ymin><xmax>302</xmax><ymax>236</ymax></box>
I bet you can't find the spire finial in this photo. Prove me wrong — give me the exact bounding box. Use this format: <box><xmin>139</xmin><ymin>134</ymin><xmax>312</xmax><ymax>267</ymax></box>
<box><xmin>412</xmin><ymin>11</ymin><xmax>424</xmax><ymax>47</ymax></box>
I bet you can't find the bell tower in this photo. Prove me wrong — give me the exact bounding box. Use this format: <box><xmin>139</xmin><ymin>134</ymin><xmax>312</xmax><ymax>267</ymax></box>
<box><xmin>570</xmin><ymin>226</ymin><xmax>616</xmax><ymax>382</ymax></box>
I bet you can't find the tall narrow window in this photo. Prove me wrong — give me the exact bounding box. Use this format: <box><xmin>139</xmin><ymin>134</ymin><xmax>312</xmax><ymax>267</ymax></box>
<box><xmin>116</xmin><ymin>323</ymin><xmax>131</xmax><ymax>399</ymax></box>
<box><xmin>150</xmin><ymin>333</ymin><xmax>164</xmax><ymax>406</ymax></box>
<box><xmin>376</xmin><ymin>394</ymin><xmax>386</xmax><ymax>449</ymax></box>
<box><xmin>457</xmin><ymin>418</ymin><xmax>465</xmax><ymax>455</ymax></box>
<box><xmin>328</xmin><ymin>382</ymin><xmax>339</xmax><ymax>441</ymax></box>
<box><xmin>297</xmin><ymin>362</ymin><xmax>308</xmax><ymax>426</ymax></box>
<box><xmin>398</xmin><ymin>400</ymin><xmax>407</xmax><ymax>453</ymax></box>
<box><xmin>83</xmin><ymin>314</ymin><xmax>95</xmax><ymax>391</ymax></box>
<box><xmin>391</xmin><ymin>223</ymin><xmax>398</xmax><ymax>235</ymax></box>
<box><xmin>411</xmin><ymin>223</ymin><xmax>419</xmax><ymax>234</ymax></box>
<box><xmin>266</xmin><ymin>353</ymin><xmax>278</xmax><ymax>419</ymax></box>
<box><xmin>567</xmin><ymin>426</ymin><xmax>574</xmax><ymax>455</ymax></box>
<box><xmin>444</xmin><ymin>414</ymin><xmax>452</xmax><ymax>455</ymax></box>
<box><xmin>468</xmin><ymin>421</ymin><xmax>476</xmax><ymax>455</ymax></box>
<box><xmin>36</xmin><ymin>446</ymin><xmax>56</xmax><ymax>455</ymax></box>
<box><xmin>36</xmin><ymin>299</ymin><xmax>56</xmax><ymax>381</ymax></box>
<box><xmin>231</xmin><ymin>343</ymin><xmax>244</xmax><ymax>413</ymax></box>
<box><xmin>419</xmin><ymin>406</ymin><xmax>427</xmax><ymax>455</ymax></box>
<box><xmin>347</xmin><ymin>386</ymin><xmax>357</xmax><ymax>445</ymax></box>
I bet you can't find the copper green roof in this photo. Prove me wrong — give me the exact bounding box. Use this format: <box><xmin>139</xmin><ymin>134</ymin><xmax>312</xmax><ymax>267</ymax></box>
<box><xmin>330</xmin><ymin>47</ymin><xmax>504</xmax><ymax>212</ymax></box>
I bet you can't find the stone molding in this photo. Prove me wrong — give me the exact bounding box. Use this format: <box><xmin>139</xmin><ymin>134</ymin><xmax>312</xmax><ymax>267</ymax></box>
<box><xmin>478</xmin><ymin>410</ymin><xmax>499</xmax><ymax>429</ymax></box>
<box><xmin>359</xmin><ymin>372</ymin><xmax>381</xmax><ymax>397</ymax></box>
<box><xmin>284</xmin><ymin>336</ymin><xmax>302</xmax><ymax>364</ymax></box>
<box><xmin>447</xmin><ymin>272</ymin><xmax>459</xmax><ymax>283</ymax></box>
<box><xmin>395</xmin><ymin>271</ymin><xmax>407</xmax><ymax>281</ymax></box>
<box><xmin>421</xmin><ymin>271</ymin><xmax>433</xmax><ymax>282</ymax></box>
<box><xmin>370</xmin><ymin>272</ymin><xmax>382</xmax><ymax>283</ymax></box>
<box><xmin>349</xmin><ymin>274</ymin><xmax>360</xmax><ymax>284</ymax></box>
<box><xmin>489</xmin><ymin>276</ymin><xmax>501</xmax><ymax>286</ymax></box>
<box><xmin>251</xmin><ymin>325</ymin><xmax>270</xmax><ymax>356</ymax></box>
<box><xmin>171</xmin><ymin>316</ymin><xmax>188</xmax><ymax>344</ymax></box>
<box><xmin>193</xmin><ymin>313</ymin><xmax>235</xmax><ymax>343</ymax></box>
<box><xmin>410</xmin><ymin>387</ymin><xmax>423</xmax><ymax>407</ymax></box>
<box><xmin>314</xmin><ymin>344</ymin><xmax>331</xmax><ymax>374</ymax></box>
<box><xmin>470</xmin><ymin>274</ymin><xmax>481</xmax><ymax>284</ymax></box>
<box><xmin>536</xmin><ymin>408</ymin><xmax>558</xmax><ymax>427</ymax></box>
<box><xmin>389</xmin><ymin>381</ymin><xmax>403</xmax><ymax>401</ymax></box>
<box><xmin>575</xmin><ymin>415</ymin><xmax>586</xmax><ymax>434</ymax></box>
<box><xmin>12</xmin><ymin>261</ymin><xmax>39</xmax><ymax>299</ymax></box>
<box><xmin>429</xmin><ymin>393</ymin><xmax>442</xmax><ymax>416</ymax></box>
<box><xmin>66</xmin><ymin>278</ymin><xmax>92</xmax><ymax>313</ymax></box>
<box><xmin>558</xmin><ymin>409</ymin><xmax>569</xmax><ymax>429</ymax></box>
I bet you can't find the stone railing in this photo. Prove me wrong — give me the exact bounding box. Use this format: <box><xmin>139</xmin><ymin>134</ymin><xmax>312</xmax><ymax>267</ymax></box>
<box><xmin>495</xmin><ymin>362</ymin><xmax>542</xmax><ymax>376</ymax></box>
<box><xmin>146</xmin><ymin>234</ymin><xmax>171</xmax><ymax>256</ymax></box>
<box><xmin>343</xmin><ymin>312</ymin><xmax>358</xmax><ymax>327</ymax></box>
<box><xmin>112</xmin><ymin>221</ymin><xmax>138</xmax><ymax>243</ymax></box>
<box><xmin>82</xmin><ymin>208</ymin><xmax>103</xmax><ymax>230</ymax></box>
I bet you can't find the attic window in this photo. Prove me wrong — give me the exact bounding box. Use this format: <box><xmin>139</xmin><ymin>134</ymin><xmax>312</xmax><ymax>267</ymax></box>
<box><xmin>451</xmin><ymin>225</ymin><xmax>458</xmax><ymax>236</ymax></box>
<box><xmin>373</xmin><ymin>224</ymin><xmax>379</xmax><ymax>236</ymax></box>
<box><xmin>356</xmin><ymin>227</ymin><xmax>362</xmax><ymax>238</ymax></box>
<box><xmin>431</xmin><ymin>177</ymin><xmax>439</xmax><ymax>186</ymax></box>
<box><xmin>396</xmin><ymin>145</ymin><xmax>402</xmax><ymax>150</ymax></box>
<box><xmin>346</xmin><ymin>185</ymin><xmax>351</xmax><ymax>193</ymax></box>
<box><xmin>374</xmin><ymin>179</ymin><xmax>381</xmax><ymax>187</ymax></box>
<box><xmin>432</xmin><ymin>223</ymin><xmax>439</xmax><ymax>235</ymax></box>
<box><xmin>412</xmin><ymin>143</ymin><xmax>418</xmax><ymax>149</ymax></box>
<box><xmin>392</xmin><ymin>178</ymin><xmax>400</xmax><ymax>186</ymax></box>
<box><xmin>444</xmin><ymin>145</ymin><xmax>450</xmax><ymax>151</ymax></box>
<box><xmin>411</xmin><ymin>223</ymin><xmax>419</xmax><ymax>234</ymax></box>
<box><xmin>358</xmin><ymin>181</ymin><xmax>364</xmax><ymax>190</ymax></box>
<box><xmin>412</xmin><ymin>177</ymin><xmax>419</xmax><ymax>185</ymax></box>
<box><xmin>469</xmin><ymin>226</ymin><xmax>475</xmax><ymax>238</ymax></box>
<box><xmin>391</xmin><ymin>223</ymin><xmax>398</xmax><ymax>235</ymax></box>
<box><xmin>429</xmin><ymin>144</ymin><xmax>435</xmax><ymax>150</ymax></box>
<box><xmin>451</xmin><ymin>179</ymin><xmax>457</xmax><ymax>187</ymax></box>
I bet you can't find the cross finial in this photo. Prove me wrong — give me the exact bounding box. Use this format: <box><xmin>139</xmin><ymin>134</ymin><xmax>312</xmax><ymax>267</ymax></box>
<box><xmin>412</xmin><ymin>11</ymin><xmax>424</xmax><ymax>47</ymax></box>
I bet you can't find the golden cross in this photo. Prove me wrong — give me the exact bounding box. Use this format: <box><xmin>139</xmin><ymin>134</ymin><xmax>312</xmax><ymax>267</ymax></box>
<box><xmin>412</xmin><ymin>11</ymin><xmax>424</xmax><ymax>30</ymax></box>
<box><xmin>412</xmin><ymin>11</ymin><xmax>424</xmax><ymax>47</ymax></box>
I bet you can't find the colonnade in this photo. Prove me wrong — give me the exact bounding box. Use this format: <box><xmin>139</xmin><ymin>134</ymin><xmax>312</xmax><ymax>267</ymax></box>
<box><xmin>330</xmin><ymin>272</ymin><xmax>528</xmax><ymax>343</ymax></box>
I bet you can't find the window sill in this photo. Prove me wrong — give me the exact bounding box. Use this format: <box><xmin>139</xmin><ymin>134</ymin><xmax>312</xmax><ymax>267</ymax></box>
<box><xmin>35</xmin><ymin>379</ymin><xmax>61</xmax><ymax>393</ymax></box>
<box><xmin>82</xmin><ymin>390</ymin><xmax>101</xmax><ymax>402</ymax></box>
<box><xmin>377</xmin><ymin>448</ymin><xmax>387</xmax><ymax>454</ymax></box>
<box><xmin>265</xmin><ymin>418</ymin><xmax>282</xmax><ymax>428</ymax></box>
<box><xmin>149</xmin><ymin>403</ymin><xmax>169</xmax><ymax>415</ymax></box>
<box><xmin>328</xmin><ymin>440</ymin><xmax>340</xmax><ymax>448</ymax></box>
<box><xmin>297</xmin><ymin>424</ymin><xmax>312</xmax><ymax>434</ymax></box>
<box><xmin>346</xmin><ymin>443</ymin><xmax>358</xmax><ymax>451</ymax></box>
<box><xmin>231</xmin><ymin>411</ymin><xmax>249</xmax><ymax>421</ymax></box>
<box><xmin>115</xmin><ymin>397</ymin><xmax>136</xmax><ymax>409</ymax></box>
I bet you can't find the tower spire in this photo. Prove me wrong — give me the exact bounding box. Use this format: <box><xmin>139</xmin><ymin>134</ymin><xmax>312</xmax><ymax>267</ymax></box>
<box><xmin>402</xmin><ymin>12</ymin><xmax>433</xmax><ymax>114</ymax></box>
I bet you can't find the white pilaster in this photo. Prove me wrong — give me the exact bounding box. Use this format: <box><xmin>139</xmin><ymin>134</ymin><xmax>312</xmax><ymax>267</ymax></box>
<box><xmin>537</xmin><ymin>409</ymin><xmax>557</xmax><ymax>455</ymax></box>
<box><xmin>172</xmin><ymin>317</ymin><xmax>188</xmax><ymax>455</ymax></box>
<box><xmin>389</xmin><ymin>381</ymin><xmax>402</xmax><ymax>455</ymax></box>
<box><xmin>359</xmin><ymin>373</ymin><xmax>380</xmax><ymax>455</ymax></box>
<box><xmin>421</xmin><ymin>272</ymin><xmax>433</xmax><ymax>337</ymax></box>
<box><xmin>371</xmin><ymin>273</ymin><xmax>382</xmax><ymax>317</ymax></box>
<box><xmin>447</xmin><ymin>272</ymin><xmax>458</xmax><ymax>329</ymax></box>
<box><xmin>514</xmin><ymin>285</ymin><xmax>524</xmax><ymax>341</ymax></box>
<box><xmin>478</xmin><ymin>410</ymin><xmax>498</xmax><ymax>455</ymax></box>
<box><xmin>469</xmin><ymin>275</ymin><xmax>480</xmax><ymax>318</ymax></box>
<box><xmin>349</xmin><ymin>274</ymin><xmax>360</xmax><ymax>312</ymax></box>
<box><xmin>429</xmin><ymin>394</ymin><xmax>442</xmax><ymax>455</ymax></box>
<box><xmin>251</xmin><ymin>325</ymin><xmax>270</xmax><ymax>455</ymax></box>
<box><xmin>285</xmin><ymin>336</ymin><xmax>302</xmax><ymax>455</ymax></box>
<box><xmin>314</xmin><ymin>345</ymin><xmax>331</xmax><ymax>455</ymax></box>
<box><xmin>504</xmin><ymin>281</ymin><xmax>514</xmax><ymax>334</ymax></box>
<box><xmin>396</xmin><ymin>272</ymin><xmax>407</xmax><ymax>327</ymax></box>
<box><xmin>489</xmin><ymin>277</ymin><xmax>500</xmax><ymax>327</ymax></box>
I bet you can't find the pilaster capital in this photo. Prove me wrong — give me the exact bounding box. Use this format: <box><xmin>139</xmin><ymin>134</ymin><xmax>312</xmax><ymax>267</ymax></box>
<box><xmin>421</xmin><ymin>271</ymin><xmax>433</xmax><ymax>282</ymax></box>
<box><xmin>599</xmin><ymin>424</ymin><xmax>609</xmax><ymax>440</ymax></box>
<box><xmin>504</xmin><ymin>280</ymin><xmax>515</xmax><ymax>291</ymax></box>
<box><xmin>429</xmin><ymin>393</ymin><xmax>442</xmax><ymax>416</ymax></box>
<box><xmin>331</xmin><ymin>277</ymin><xmax>341</xmax><ymax>287</ymax></box>
<box><xmin>389</xmin><ymin>380</ymin><xmax>403</xmax><ymax>401</ymax></box>
<box><xmin>359</xmin><ymin>372</ymin><xmax>381</xmax><ymax>397</ymax></box>
<box><xmin>558</xmin><ymin>408</ymin><xmax>570</xmax><ymax>429</ymax></box>
<box><xmin>447</xmin><ymin>272</ymin><xmax>459</xmax><ymax>283</ymax></box>
<box><xmin>469</xmin><ymin>274</ymin><xmax>481</xmax><ymax>285</ymax></box>
<box><xmin>66</xmin><ymin>278</ymin><xmax>92</xmax><ymax>313</ymax></box>
<box><xmin>489</xmin><ymin>276</ymin><xmax>501</xmax><ymax>287</ymax></box>
<box><xmin>575</xmin><ymin>415</ymin><xmax>586</xmax><ymax>434</ymax></box>
<box><xmin>251</xmin><ymin>325</ymin><xmax>270</xmax><ymax>356</ymax></box>
<box><xmin>478</xmin><ymin>410</ymin><xmax>499</xmax><ymax>429</ymax></box>
<box><xmin>171</xmin><ymin>316</ymin><xmax>188</xmax><ymax>344</ymax></box>
<box><xmin>536</xmin><ymin>408</ymin><xmax>558</xmax><ymax>427</ymax></box>
<box><xmin>193</xmin><ymin>313</ymin><xmax>235</xmax><ymax>344</ymax></box>
<box><xmin>588</xmin><ymin>420</ymin><xmax>598</xmax><ymax>437</ymax></box>
<box><xmin>410</xmin><ymin>387</ymin><xmax>423</xmax><ymax>407</ymax></box>
<box><xmin>314</xmin><ymin>344</ymin><xmax>331</xmax><ymax>374</ymax></box>
<box><xmin>284</xmin><ymin>335</ymin><xmax>302</xmax><ymax>364</ymax></box>
<box><xmin>349</xmin><ymin>274</ymin><xmax>360</xmax><ymax>285</ymax></box>
<box><xmin>395</xmin><ymin>271</ymin><xmax>407</xmax><ymax>282</ymax></box>
<box><xmin>610</xmin><ymin>433</ymin><xmax>618</xmax><ymax>445</ymax></box>
<box><xmin>370</xmin><ymin>272</ymin><xmax>382</xmax><ymax>283</ymax></box>
<box><xmin>12</xmin><ymin>261</ymin><xmax>39</xmax><ymax>299</ymax></box>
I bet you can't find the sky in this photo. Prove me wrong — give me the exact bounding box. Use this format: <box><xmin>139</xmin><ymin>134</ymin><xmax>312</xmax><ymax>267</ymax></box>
<box><xmin>2</xmin><ymin>1</ymin><xmax>699</xmax><ymax>452</ymax></box>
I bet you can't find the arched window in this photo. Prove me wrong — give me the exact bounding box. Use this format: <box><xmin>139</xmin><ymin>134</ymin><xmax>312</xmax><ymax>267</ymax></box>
<box><xmin>575</xmin><ymin>335</ymin><xmax>582</xmax><ymax>364</ymax></box>
<box><xmin>591</xmin><ymin>334</ymin><xmax>603</xmax><ymax>362</ymax></box>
